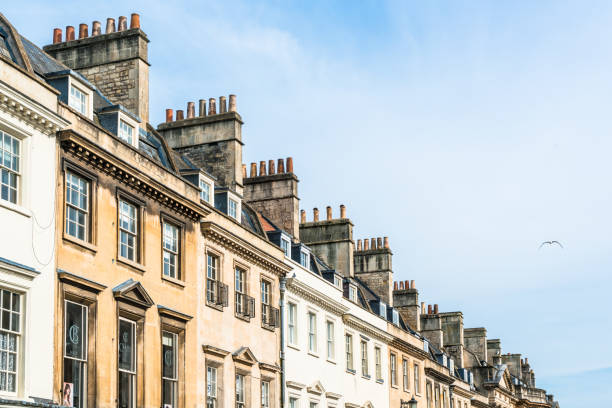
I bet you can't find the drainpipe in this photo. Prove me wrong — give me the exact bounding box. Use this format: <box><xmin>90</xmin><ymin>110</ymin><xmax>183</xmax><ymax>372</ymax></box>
<box><xmin>279</xmin><ymin>277</ymin><xmax>287</xmax><ymax>408</ymax></box>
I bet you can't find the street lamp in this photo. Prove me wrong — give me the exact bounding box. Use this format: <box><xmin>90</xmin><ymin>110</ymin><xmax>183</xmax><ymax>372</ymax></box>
<box><xmin>400</xmin><ymin>397</ymin><xmax>418</xmax><ymax>408</ymax></box>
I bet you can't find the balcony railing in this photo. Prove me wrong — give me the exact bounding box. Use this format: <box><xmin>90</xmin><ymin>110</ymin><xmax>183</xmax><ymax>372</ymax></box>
<box><xmin>261</xmin><ymin>303</ymin><xmax>280</xmax><ymax>328</ymax></box>
<box><xmin>206</xmin><ymin>279</ymin><xmax>228</xmax><ymax>308</ymax></box>
<box><xmin>235</xmin><ymin>292</ymin><xmax>255</xmax><ymax>319</ymax></box>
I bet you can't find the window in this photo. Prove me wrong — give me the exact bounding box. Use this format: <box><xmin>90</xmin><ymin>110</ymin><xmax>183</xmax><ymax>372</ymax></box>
<box><xmin>207</xmin><ymin>254</ymin><xmax>218</xmax><ymax>303</ymax></box>
<box><xmin>375</xmin><ymin>347</ymin><xmax>382</xmax><ymax>381</ymax></box>
<box><xmin>360</xmin><ymin>340</ymin><xmax>369</xmax><ymax>377</ymax></box>
<box><xmin>65</xmin><ymin>171</ymin><xmax>90</xmax><ymax>241</ymax></box>
<box><xmin>309</xmin><ymin>403</ymin><xmax>318</xmax><ymax>408</ymax></box>
<box><xmin>280</xmin><ymin>238</ymin><xmax>290</xmax><ymax>257</ymax></box>
<box><xmin>402</xmin><ymin>359</ymin><xmax>409</xmax><ymax>391</ymax></box>
<box><xmin>163</xmin><ymin>221</ymin><xmax>179</xmax><ymax>279</ymax></box>
<box><xmin>435</xmin><ymin>385</ymin><xmax>440</xmax><ymax>408</ymax></box>
<box><xmin>261</xmin><ymin>381</ymin><xmax>270</xmax><ymax>408</ymax></box>
<box><xmin>0</xmin><ymin>131</ymin><xmax>19</xmax><ymax>204</ymax></box>
<box><xmin>288</xmin><ymin>303</ymin><xmax>297</xmax><ymax>345</ymax></box>
<box><xmin>69</xmin><ymin>85</ymin><xmax>87</xmax><ymax>115</ymax></box>
<box><xmin>333</xmin><ymin>275</ymin><xmax>341</xmax><ymax>288</ymax></box>
<box><xmin>118</xmin><ymin>200</ymin><xmax>138</xmax><ymax>262</ymax></box>
<box><xmin>414</xmin><ymin>364</ymin><xmax>420</xmax><ymax>394</ymax></box>
<box><xmin>162</xmin><ymin>331</ymin><xmax>178</xmax><ymax>408</ymax></box>
<box><xmin>300</xmin><ymin>251</ymin><xmax>309</xmax><ymax>269</ymax></box>
<box><xmin>200</xmin><ymin>179</ymin><xmax>211</xmax><ymax>202</ymax></box>
<box><xmin>348</xmin><ymin>286</ymin><xmax>357</xmax><ymax>302</ymax></box>
<box><xmin>390</xmin><ymin>353</ymin><xmax>397</xmax><ymax>386</ymax></box>
<box><xmin>442</xmin><ymin>390</ymin><xmax>447</xmax><ymax>408</ymax></box>
<box><xmin>345</xmin><ymin>334</ymin><xmax>353</xmax><ymax>371</ymax></box>
<box><xmin>426</xmin><ymin>382</ymin><xmax>432</xmax><ymax>408</ymax></box>
<box><xmin>261</xmin><ymin>280</ymin><xmax>277</xmax><ymax>327</ymax></box>
<box><xmin>228</xmin><ymin>198</ymin><xmax>238</xmax><ymax>219</ymax></box>
<box><xmin>63</xmin><ymin>301</ymin><xmax>87</xmax><ymax>407</ymax></box>
<box><xmin>235</xmin><ymin>267</ymin><xmax>246</xmax><ymax>315</ymax></box>
<box><xmin>326</xmin><ymin>321</ymin><xmax>334</xmax><ymax>360</ymax></box>
<box><xmin>118</xmin><ymin>318</ymin><xmax>136</xmax><ymax>408</ymax></box>
<box><xmin>119</xmin><ymin>120</ymin><xmax>134</xmax><ymax>145</ymax></box>
<box><xmin>206</xmin><ymin>366</ymin><xmax>217</xmax><ymax>408</ymax></box>
<box><xmin>307</xmin><ymin>312</ymin><xmax>317</xmax><ymax>353</ymax></box>
<box><xmin>289</xmin><ymin>397</ymin><xmax>298</xmax><ymax>408</ymax></box>
<box><xmin>236</xmin><ymin>374</ymin><xmax>245</xmax><ymax>408</ymax></box>
<box><xmin>0</xmin><ymin>289</ymin><xmax>20</xmax><ymax>393</ymax></box>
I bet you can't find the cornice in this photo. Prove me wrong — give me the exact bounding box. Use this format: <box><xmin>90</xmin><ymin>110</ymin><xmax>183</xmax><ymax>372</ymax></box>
<box><xmin>390</xmin><ymin>337</ymin><xmax>430</xmax><ymax>360</ymax></box>
<box><xmin>201</xmin><ymin>221</ymin><xmax>291</xmax><ymax>277</ymax></box>
<box><xmin>59</xmin><ymin>130</ymin><xmax>209</xmax><ymax>221</ymax></box>
<box><xmin>451</xmin><ymin>384</ymin><xmax>475</xmax><ymax>398</ymax></box>
<box><xmin>286</xmin><ymin>277</ymin><xmax>349</xmax><ymax>316</ymax></box>
<box><xmin>202</xmin><ymin>344</ymin><xmax>230</xmax><ymax>359</ymax></box>
<box><xmin>342</xmin><ymin>314</ymin><xmax>394</xmax><ymax>343</ymax></box>
<box><xmin>424</xmin><ymin>367</ymin><xmax>455</xmax><ymax>385</ymax></box>
<box><xmin>0</xmin><ymin>80</ymin><xmax>70</xmax><ymax>135</ymax></box>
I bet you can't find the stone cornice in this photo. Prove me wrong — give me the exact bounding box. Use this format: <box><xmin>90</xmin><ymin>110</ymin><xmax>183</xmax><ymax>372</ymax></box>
<box><xmin>451</xmin><ymin>384</ymin><xmax>475</xmax><ymax>398</ymax></box>
<box><xmin>425</xmin><ymin>367</ymin><xmax>455</xmax><ymax>385</ymax></box>
<box><xmin>0</xmin><ymin>80</ymin><xmax>70</xmax><ymax>135</ymax></box>
<box><xmin>286</xmin><ymin>277</ymin><xmax>349</xmax><ymax>316</ymax></box>
<box><xmin>390</xmin><ymin>337</ymin><xmax>430</xmax><ymax>360</ymax></box>
<box><xmin>342</xmin><ymin>314</ymin><xmax>394</xmax><ymax>343</ymax></box>
<box><xmin>201</xmin><ymin>221</ymin><xmax>291</xmax><ymax>277</ymax></box>
<box><xmin>59</xmin><ymin>130</ymin><xmax>209</xmax><ymax>221</ymax></box>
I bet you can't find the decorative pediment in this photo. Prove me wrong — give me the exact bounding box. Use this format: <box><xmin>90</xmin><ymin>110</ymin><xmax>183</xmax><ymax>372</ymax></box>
<box><xmin>202</xmin><ymin>344</ymin><xmax>230</xmax><ymax>359</ymax></box>
<box><xmin>325</xmin><ymin>392</ymin><xmax>342</xmax><ymax>400</ymax></box>
<box><xmin>112</xmin><ymin>279</ymin><xmax>154</xmax><ymax>309</ymax></box>
<box><xmin>307</xmin><ymin>380</ymin><xmax>325</xmax><ymax>395</ymax></box>
<box><xmin>232</xmin><ymin>347</ymin><xmax>257</xmax><ymax>366</ymax></box>
<box><xmin>286</xmin><ymin>381</ymin><xmax>306</xmax><ymax>390</ymax></box>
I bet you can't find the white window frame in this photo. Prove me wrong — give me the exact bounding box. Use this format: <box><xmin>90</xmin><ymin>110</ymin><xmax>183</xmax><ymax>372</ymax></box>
<box><xmin>227</xmin><ymin>194</ymin><xmax>241</xmax><ymax>221</ymax></box>
<box><xmin>119</xmin><ymin>119</ymin><xmax>134</xmax><ymax>145</ymax></box>
<box><xmin>69</xmin><ymin>84</ymin><xmax>87</xmax><ymax>115</ymax></box>
<box><xmin>236</xmin><ymin>373</ymin><xmax>245</xmax><ymax>408</ymax></box>
<box><xmin>118</xmin><ymin>317</ymin><xmax>137</xmax><ymax>408</ymax></box>
<box><xmin>0</xmin><ymin>288</ymin><xmax>21</xmax><ymax>395</ymax></box>
<box><xmin>414</xmin><ymin>364</ymin><xmax>420</xmax><ymax>394</ymax></box>
<box><xmin>261</xmin><ymin>380</ymin><xmax>270</xmax><ymax>408</ymax></box>
<box><xmin>348</xmin><ymin>286</ymin><xmax>357</xmax><ymax>302</ymax></box>
<box><xmin>161</xmin><ymin>331</ymin><xmax>178</xmax><ymax>408</ymax></box>
<box><xmin>345</xmin><ymin>333</ymin><xmax>354</xmax><ymax>372</ymax></box>
<box><xmin>307</xmin><ymin>311</ymin><xmax>317</xmax><ymax>354</ymax></box>
<box><xmin>63</xmin><ymin>299</ymin><xmax>88</xmax><ymax>407</ymax></box>
<box><xmin>200</xmin><ymin>179</ymin><xmax>212</xmax><ymax>203</ymax></box>
<box><xmin>207</xmin><ymin>366</ymin><xmax>217</xmax><ymax>408</ymax></box>
<box><xmin>288</xmin><ymin>302</ymin><xmax>297</xmax><ymax>346</ymax></box>
<box><xmin>300</xmin><ymin>251</ymin><xmax>310</xmax><ymax>269</ymax></box>
<box><xmin>65</xmin><ymin>170</ymin><xmax>90</xmax><ymax>242</ymax></box>
<box><xmin>118</xmin><ymin>199</ymin><xmax>138</xmax><ymax>262</ymax></box>
<box><xmin>280</xmin><ymin>237</ymin><xmax>290</xmax><ymax>257</ymax></box>
<box><xmin>390</xmin><ymin>353</ymin><xmax>397</xmax><ymax>387</ymax></box>
<box><xmin>0</xmin><ymin>130</ymin><xmax>20</xmax><ymax>205</ymax></box>
<box><xmin>360</xmin><ymin>340</ymin><xmax>369</xmax><ymax>377</ymax></box>
<box><xmin>403</xmin><ymin>358</ymin><xmax>409</xmax><ymax>391</ymax></box>
<box><xmin>162</xmin><ymin>221</ymin><xmax>180</xmax><ymax>279</ymax></box>
<box><xmin>375</xmin><ymin>346</ymin><xmax>382</xmax><ymax>381</ymax></box>
<box><xmin>326</xmin><ymin>320</ymin><xmax>335</xmax><ymax>361</ymax></box>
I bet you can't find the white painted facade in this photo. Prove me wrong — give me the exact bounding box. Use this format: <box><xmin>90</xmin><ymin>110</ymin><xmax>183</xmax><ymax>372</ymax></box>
<box><xmin>284</xmin><ymin>258</ymin><xmax>392</xmax><ymax>408</ymax></box>
<box><xmin>0</xmin><ymin>61</ymin><xmax>69</xmax><ymax>402</ymax></box>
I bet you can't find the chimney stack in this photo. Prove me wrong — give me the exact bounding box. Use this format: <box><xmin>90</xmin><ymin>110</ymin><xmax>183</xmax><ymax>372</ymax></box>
<box><xmin>105</xmin><ymin>18</ymin><xmax>115</xmax><ymax>34</ymax></box>
<box><xmin>118</xmin><ymin>16</ymin><xmax>127</xmax><ymax>31</ymax></box>
<box><xmin>53</xmin><ymin>28</ymin><xmax>62</xmax><ymax>44</ymax></box>
<box><xmin>300</xmin><ymin>210</ymin><xmax>306</xmax><ymax>223</ymax></box>
<box><xmin>91</xmin><ymin>21</ymin><xmax>101</xmax><ymax>36</ymax></box>
<box><xmin>130</xmin><ymin>13</ymin><xmax>140</xmax><ymax>29</ymax></box>
<box><xmin>250</xmin><ymin>163</ymin><xmax>257</xmax><ymax>178</ymax></box>
<box><xmin>340</xmin><ymin>204</ymin><xmax>346</xmax><ymax>219</ymax></box>
<box><xmin>66</xmin><ymin>26</ymin><xmax>75</xmax><ymax>41</ymax></box>
<box><xmin>78</xmin><ymin>24</ymin><xmax>88</xmax><ymax>39</ymax></box>
<box><xmin>326</xmin><ymin>206</ymin><xmax>332</xmax><ymax>221</ymax></box>
<box><xmin>219</xmin><ymin>96</ymin><xmax>227</xmax><ymax>113</ymax></box>
<box><xmin>277</xmin><ymin>159</ymin><xmax>285</xmax><ymax>173</ymax></box>
<box><xmin>259</xmin><ymin>161</ymin><xmax>267</xmax><ymax>176</ymax></box>
<box><xmin>286</xmin><ymin>157</ymin><xmax>294</xmax><ymax>173</ymax></box>
<box><xmin>187</xmin><ymin>102</ymin><xmax>195</xmax><ymax>119</ymax></box>
<box><xmin>176</xmin><ymin>110</ymin><xmax>184</xmax><ymax>121</ymax></box>
<box><xmin>208</xmin><ymin>98</ymin><xmax>217</xmax><ymax>115</ymax></box>
<box><xmin>313</xmin><ymin>208</ymin><xmax>319</xmax><ymax>222</ymax></box>
<box><xmin>199</xmin><ymin>99</ymin><xmax>206</xmax><ymax>117</ymax></box>
<box><xmin>229</xmin><ymin>94</ymin><xmax>237</xmax><ymax>112</ymax></box>
<box><xmin>165</xmin><ymin>109</ymin><xmax>173</xmax><ymax>123</ymax></box>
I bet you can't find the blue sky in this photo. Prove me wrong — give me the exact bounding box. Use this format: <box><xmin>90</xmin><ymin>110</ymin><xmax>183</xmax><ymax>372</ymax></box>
<box><xmin>6</xmin><ymin>1</ymin><xmax>612</xmax><ymax>406</ymax></box>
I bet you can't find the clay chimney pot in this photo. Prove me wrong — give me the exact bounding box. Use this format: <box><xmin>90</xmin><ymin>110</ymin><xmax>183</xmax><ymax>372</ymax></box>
<box><xmin>340</xmin><ymin>204</ymin><xmax>346</xmax><ymax>219</ymax></box>
<box><xmin>53</xmin><ymin>28</ymin><xmax>62</xmax><ymax>44</ymax></box>
<box><xmin>118</xmin><ymin>16</ymin><xmax>128</xmax><ymax>31</ymax></box>
<box><xmin>371</xmin><ymin>238</ymin><xmax>376</xmax><ymax>250</ymax></box>
<box><xmin>130</xmin><ymin>13</ymin><xmax>140</xmax><ymax>29</ymax></box>
<box><xmin>199</xmin><ymin>99</ymin><xmax>206</xmax><ymax>117</ymax></box>
<box><xmin>357</xmin><ymin>239</ymin><xmax>362</xmax><ymax>251</ymax></box>
<box><xmin>313</xmin><ymin>208</ymin><xmax>319</xmax><ymax>222</ymax></box>
<box><xmin>165</xmin><ymin>109</ymin><xmax>173</xmax><ymax>123</ymax></box>
<box><xmin>66</xmin><ymin>26</ymin><xmax>75</xmax><ymax>41</ymax></box>
<box><xmin>393</xmin><ymin>281</ymin><xmax>398</xmax><ymax>290</ymax></box>
<box><xmin>399</xmin><ymin>281</ymin><xmax>404</xmax><ymax>290</ymax></box>
<box><xmin>326</xmin><ymin>206</ymin><xmax>332</xmax><ymax>221</ymax></box>
<box><xmin>242</xmin><ymin>164</ymin><xmax>247</xmax><ymax>178</ymax></box>
<box><xmin>410</xmin><ymin>280</ymin><xmax>415</xmax><ymax>289</ymax></box>
<box><xmin>286</xmin><ymin>157</ymin><xmax>294</xmax><ymax>173</ymax></box>
<box><xmin>219</xmin><ymin>96</ymin><xmax>227</xmax><ymax>113</ymax></box>
<box><xmin>268</xmin><ymin>160</ymin><xmax>275</xmax><ymax>175</ymax></box>
<box><xmin>176</xmin><ymin>110</ymin><xmax>184</xmax><ymax>121</ymax></box>
<box><xmin>259</xmin><ymin>161</ymin><xmax>267</xmax><ymax>176</ymax></box>
<box><xmin>250</xmin><ymin>163</ymin><xmax>257</xmax><ymax>178</ymax></box>
<box><xmin>277</xmin><ymin>159</ymin><xmax>285</xmax><ymax>173</ymax></box>
<box><xmin>364</xmin><ymin>239</ymin><xmax>369</xmax><ymax>251</ymax></box>
<box><xmin>78</xmin><ymin>24</ymin><xmax>88</xmax><ymax>39</ymax></box>
<box><xmin>300</xmin><ymin>209</ymin><xmax>306</xmax><ymax>223</ymax></box>
<box><xmin>187</xmin><ymin>102</ymin><xmax>195</xmax><ymax>119</ymax></box>
<box><xmin>92</xmin><ymin>21</ymin><xmax>101</xmax><ymax>36</ymax></box>
<box><xmin>421</xmin><ymin>302</ymin><xmax>425</xmax><ymax>314</ymax></box>
<box><xmin>377</xmin><ymin>237</ymin><xmax>383</xmax><ymax>248</ymax></box>
<box><xmin>208</xmin><ymin>98</ymin><xmax>217</xmax><ymax>115</ymax></box>
<box><xmin>229</xmin><ymin>94</ymin><xmax>237</xmax><ymax>112</ymax></box>
<box><xmin>433</xmin><ymin>304</ymin><xmax>439</xmax><ymax>314</ymax></box>
<box><xmin>384</xmin><ymin>236</ymin><xmax>389</xmax><ymax>249</ymax></box>
<box><xmin>105</xmin><ymin>18</ymin><xmax>116</xmax><ymax>34</ymax></box>
<box><xmin>428</xmin><ymin>304</ymin><xmax>433</xmax><ymax>314</ymax></box>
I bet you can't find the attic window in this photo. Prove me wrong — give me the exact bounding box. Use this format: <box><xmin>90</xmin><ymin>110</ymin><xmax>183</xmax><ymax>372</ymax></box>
<box><xmin>300</xmin><ymin>250</ymin><xmax>310</xmax><ymax>269</ymax></box>
<box><xmin>333</xmin><ymin>275</ymin><xmax>341</xmax><ymax>289</ymax></box>
<box><xmin>228</xmin><ymin>198</ymin><xmax>238</xmax><ymax>219</ymax></box>
<box><xmin>0</xmin><ymin>33</ymin><xmax>14</xmax><ymax>62</ymax></box>
<box><xmin>281</xmin><ymin>237</ymin><xmax>290</xmax><ymax>257</ymax></box>
<box><xmin>119</xmin><ymin>120</ymin><xmax>134</xmax><ymax>145</ymax></box>
<box><xmin>199</xmin><ymin>179</ymin><xmax>211</xmax><ymax>203</ymax></box>
<box><xmin>69</xmin><ymin>85</ymin><xmax>87</xmax><ymax>115</ymax></box>
<box><xmin>348</xmin><ymin>285</ymin><xmax>357</xmax><ymax>302</ymax></box>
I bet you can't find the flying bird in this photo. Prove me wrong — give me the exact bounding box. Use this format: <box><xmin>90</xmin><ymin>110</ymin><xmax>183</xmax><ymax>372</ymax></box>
<box><xmin>539</xmin><ymin>241</ymin><xmax>563</xmax><ymax>249</ymax></box>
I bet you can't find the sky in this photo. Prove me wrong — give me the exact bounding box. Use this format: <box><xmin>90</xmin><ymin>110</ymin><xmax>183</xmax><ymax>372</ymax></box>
<box><xmin>4</xmin><ymin>1</ymin><xmax>611</xmax><ymax>406</ymax></box>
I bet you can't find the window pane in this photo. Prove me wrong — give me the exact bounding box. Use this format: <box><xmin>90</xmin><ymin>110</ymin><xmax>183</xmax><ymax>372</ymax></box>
<box><xmin>118</xmin><ymin>371</ymin><xmax>134</xmax><ymax>408</ymax></box>
<box><xmin>118</xmin><ymin>320</ymin><xmax>135</xmax><ymax>372</ymax></box>
<box><xmin>162</xmin><ymin>332</ymin><xmax>176</xmax><ymax>380</ymax></box>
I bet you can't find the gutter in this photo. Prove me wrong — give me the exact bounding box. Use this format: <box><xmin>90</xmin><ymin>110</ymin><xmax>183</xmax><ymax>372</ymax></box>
<box><xmin>279</xmin><ymin>277</ymin><xmax>287</xmax><ymax>408</ymax></box>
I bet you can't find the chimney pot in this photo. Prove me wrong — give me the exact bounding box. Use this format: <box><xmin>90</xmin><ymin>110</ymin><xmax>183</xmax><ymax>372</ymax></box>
<box><xmin>277</xmin><ymin>159</ymin><xmax>285</xmax><ymax>173</ymax></box>
<box><xmin>250</xmin><ymin>163</ymin><xmax>257</xmax><ymax>178</ymax></box>
<box><xmin>229</xmin><ymin>94</ymin><xmax>237</xmax><ymax>112</ymax></box>
<box><xmin>53</xmin><ymin>28</ymin><xmax>62</xmax><ymax>44</ymax></box>
<box><xmin>300</xmin><ymin>209</ymin><xmax>306</xmax><ymax>223</ymax></box>
<box><xmin>130</xmin><ymin>13</ymin><xmax>140</xmax><ymax>29</ymax></box>
<box><xmin>525</xmin><ymin>358</ymin><xmax>529</xmax><ymax>364</ymax></box>
<box><xmin>410</xmin><ymin>280</ymin><xmax>415</xmax><ymax>289</ymax></box>
<box><xmin>371</xmin><ymin>238</ymin><xmax>376</xmax><ymax>250</ymax></box>
<box><xmin>242</xmin><ymin>164</ymin><xmax>247</xmax><ymax>179</ymax></box>
<box><xmin>199</xmin><ymin>99</ymin><xmax>206</xmax><ymax>117</ymax></box>
<box><xmin>259</xmin><ymin>161</ymin><xmax>267</xmax><ymax>176</ymax></box>
<box><xmin>421</xmin><ymin>302</ymin><xmax>425</xmax><ymax>314</ymax></box>
<box><xmin>428</xmin><ymin>304</ymin><xmax>433</xmax><ymax>314</ymax></box>
<box><xmin>357</xmin><ymin>239</ymin><xmax>362</xmax><ymax>251</ymax></box>
<box><xmin>313</xmin><ymin>208</ymin><xmax>319</xmax><ymax>222</ymax></box>
<box><xmin>377</xmin><ymin>237</ymin><xmax>383</xmax><ymax>248</ymax></box>
<box><xmin>187</xmin><ymin>102</ymin><xmax>195</xmax><ymax>119</ymax></box>
<box><xmin>364</xmin><ymin>239</ymin><xmax>369</xmax><ymax>251</ymax></box>
<box><xmin>268</xmin><ymin>160</ymin><xmax>275</xmax><ymax>175</ymax></box>
<box><xmin>404</xmin><ymin>280</ymin><xmax>409</xmax><ymax>289</ymax></box>
<box><xmin>78</xmin><ymin>23</ymin><xmax>88</xmax><ymax>39</ymax></box>
<box><xmin>208</xmin><ymin>98</ymin><xmax>217</xmax><ymax>115</ymax></box>
<box><xmin>393</xmin><ymin>281</ymin><xmax>398</xmax><ymax>290</ymax></box>
<box><xmin>286</xmin><ymin>157</ymin><xmax>294</xmax><ymax>173</ymax></box>
<box><xmin>66</xmin><ymin>26</ymin><xmax>75</xmax><ymax>41</ymax></box>
<box><xmin>105</xmin><ymin>18</ymin><xmax>116</xmax><ymax>34</ymax></box>
<box><xmin>219</xmin><ymin>96</ymin><xmax>227</xmax><ymax>113</ymax></box>
<box><xmin>118</xmin><ymin>16</ymin><xmax>128</xmax><ymax>31</ymax></box>
<box><xmin>92</xmin><ymin>21</ymin><xmax>101</xmax><ymax>36</ymax></box>
<box><xmin>384</xmin><ymin>236</ymin><xmax>389</xmax><ymax>249</ymax></box>
<box><xmin>176</xmin><ymin>110</ymin><xmax>184</xmax><ymax>121</ymax></box>
<box><xmin>340</xmin><ymin>204</ymin><xmax>346</xmax><ymax>219</ymax></box>
<box><xmin>165</xmin><ymin>109</ymin><xmax>173</xmax><ymax>123</ymax></box>
<box><xmin>326</xmin><ymin>206</ymin><xmax>332</xmax><ymax>220</ymax></box>
<box><xmin>434</xmin><ymin>304</ymin><xmax>439</xmax><ymax>314</ymax></box>
<box><xmin>399</xmin><ymin>281</ymin><xmax>404</xmax><ymax>290</ymax></box>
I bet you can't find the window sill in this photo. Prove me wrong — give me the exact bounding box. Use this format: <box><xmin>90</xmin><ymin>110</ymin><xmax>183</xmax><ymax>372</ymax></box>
<box><xmin>116</xmin><ymin>256</ymin><xmax>146</xmax><ymax>273</ymax></box>
<box><xmin>307</xmin><ymin>351</ymin><xmax>319</xmax><ymax>358</ymax></box>
<box><xmin>206</xmin><ymin>301</ymin><xmax>225</xmax><ymax>312</ymax></box>
<box><xmin>235</xmin><ymin>313</ymin><xmax>252</xmax><ymax>322</ymax></box>
<box><xmin>376</xmin><ymin>379</ymin><xmax>384</xmax><ymax>384</ymax></box>
<box><xmin>326</xmin><ymin>359</ymin><xmax>336</xmax><ymax>365</ymax></box>
<box><xmin>162</xmin><ymin>275</ymin><xmax>185</xmax><ymax>288</ymax></box>
<box><xmin>0</xmin><ymin>200</ymin><xmax>31</xmax><ymax>218</ymax></box>
<box><xmin>287</xmin><ymin>343</ymin><xmax>300</xmax><ymax>351</ymax></box>
<box><xmin>63</xmin><ymin>234</ymin><xmax>97</xmax><ymax>254</ymax></box>
<box><xmin>261</xmin><ymin>322</ymin><xmax>276</xmax><ymax>332</ymax></box>
<box><xmin>362</xmin><ymin>374</ymin><xmax>371</xmax><ymax>380</ymax></box>
<box><xmin>391</xmin><ymin>384</ymin><xmax>399</xmax><ymax>389</ymax></box>
<box><xmin>346</xmin><ymin>369</ymin><xmax>356</xmax><ymax>375</ymax></box>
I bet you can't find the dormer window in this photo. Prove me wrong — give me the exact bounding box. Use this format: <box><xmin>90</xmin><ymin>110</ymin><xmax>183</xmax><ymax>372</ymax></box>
<box><xmin>333</xmin><ymin>275</ymin><xmax>341</xmax><ymax>289</ymax></box>
<box><xmin>118</xmin><ymin>120</ymin><xmax>134</xmax><ymax>145</ymax></box>
<box><xmin>228</xmin><ymin>198</ymin><xmax>238</xmax><ymax>219</ymax></box>
<box><xmin>69</xmin><ymin>85</ymin><xmax>87</xmax><ymax>115</ymax></box>
<box><xmin>281</xmin><ymin>238</ymin><xmax>290</xmax><ymax>257</ymax></box>
<box><xmin>199</xmin><ymin>179</ymin><xmax>211</xmax><ymax>202</ymax></box>
<box><xmin>300</xmin><ymin>250</ymin><xmax>310</xmax><ymax>269</ymax></box>
<box><xmin>348</xmin><ymin>285</ymin><xmax>357</xmax><ymax>302</ymax></box>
